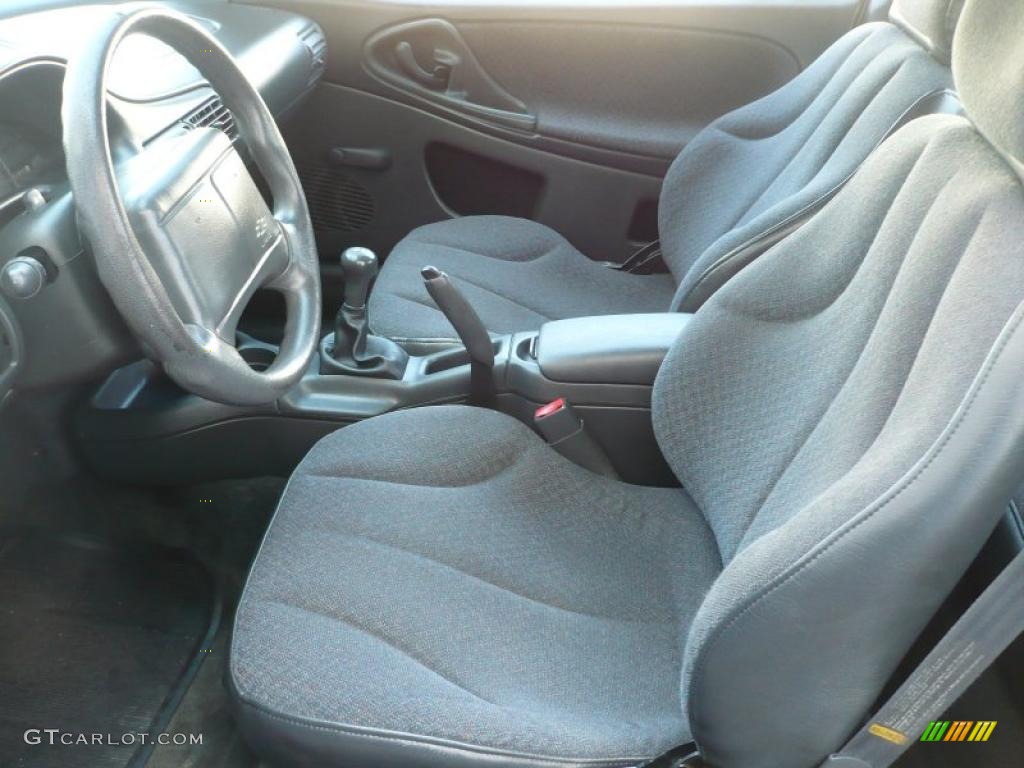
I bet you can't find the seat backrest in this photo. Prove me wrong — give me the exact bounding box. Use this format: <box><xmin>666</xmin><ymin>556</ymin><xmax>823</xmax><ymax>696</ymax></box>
<box><xmin>659</xmin><ymin>0</ymin><xmax>962</xmax><ymax>313</ymax></box>
<box><xmin>651</xmin><ymin>0</ymin><xmax>1024</xmax><ymax>765</ymax></box>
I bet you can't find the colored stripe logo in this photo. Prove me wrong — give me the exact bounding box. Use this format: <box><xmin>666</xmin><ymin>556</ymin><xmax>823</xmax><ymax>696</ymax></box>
<box><xmin>920</xmin><ymin>721</ymin><xmax>997</xmax><ymax>742</ymax></box>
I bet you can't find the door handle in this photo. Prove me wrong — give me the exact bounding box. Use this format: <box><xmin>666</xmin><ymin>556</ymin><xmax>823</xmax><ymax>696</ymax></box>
<box><xmin>368</xmin><ymin>20</ymin><xmax>536</xmax><ymax>133</ymax></box>
<box><xmin>394</xmin><ymin>41</ymin><xmax>455</xmax><ymax>90</ymax></box>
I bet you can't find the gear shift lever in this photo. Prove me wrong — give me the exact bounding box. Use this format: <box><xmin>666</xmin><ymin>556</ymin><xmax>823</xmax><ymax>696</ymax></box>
<box><xmin>335</xmin><ymin>247</ymin><xmax>376</xmax><ymax>361</ymax></box>
<box><xmin>341</xmin><ymin>247</ymin><xmax>376</xmax><ymax>311</ymax></box>
<box><xmin>320</xmin><ymin>247</ymin><xmax>408</xmax><ymax>378</ymax></box>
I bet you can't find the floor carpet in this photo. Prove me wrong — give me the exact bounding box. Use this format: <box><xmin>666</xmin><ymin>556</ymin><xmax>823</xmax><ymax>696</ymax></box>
<box><xmin>0</xmin><ymin>531</ymin><xmax>217</xmax><ymax>767</ymax></box>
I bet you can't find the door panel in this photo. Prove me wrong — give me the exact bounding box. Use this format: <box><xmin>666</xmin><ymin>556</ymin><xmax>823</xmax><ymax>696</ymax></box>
<box><xmin>241</xmin><ymin>0</ymin><xmax>866</xmax><ymax>302</ymax></box>
<box><xmin>453</xmin><ymin>21</ymin><xmax>799</xmax><ymax>158</ymax></box>
<box><xmin>361</xmin><ymin>16</ymin><xmax>803</xmax><ymax>160</ymax></box>
<box><xmin>288</xmin><ymin>85</ymin><xmax>664</xmax><ymax>275</ymax></box>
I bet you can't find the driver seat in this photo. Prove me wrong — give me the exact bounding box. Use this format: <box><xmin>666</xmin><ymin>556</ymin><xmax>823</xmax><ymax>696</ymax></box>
<box><xmin>230</xmin><ymin>2</ymin><xmax>1024</xmax><ymax>766</ymax></box>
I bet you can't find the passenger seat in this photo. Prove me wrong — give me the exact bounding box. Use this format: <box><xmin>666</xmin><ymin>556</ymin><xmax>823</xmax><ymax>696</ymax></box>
<box><xmin>369</xmin><ymin>0</ymin><xmax>964</xmax><ymax>349</ymax></box>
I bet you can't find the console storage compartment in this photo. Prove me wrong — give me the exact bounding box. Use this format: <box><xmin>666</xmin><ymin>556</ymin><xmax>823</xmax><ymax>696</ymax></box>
<box><xmin>535</xmin><ymin>313</ymin><xmax>692</xmax><ymax>385</ymax></box>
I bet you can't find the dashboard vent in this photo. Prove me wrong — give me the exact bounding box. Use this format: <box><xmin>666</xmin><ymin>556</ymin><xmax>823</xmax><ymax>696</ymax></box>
<box><xmin>181</xmin><ymin>96</ymin><xmax>237</xmax><ymax>140</ymax></box>
<box><xmin>299</xmin><ymin>23</ymin><xmax>327</xmax><ymax>87</ymax></box>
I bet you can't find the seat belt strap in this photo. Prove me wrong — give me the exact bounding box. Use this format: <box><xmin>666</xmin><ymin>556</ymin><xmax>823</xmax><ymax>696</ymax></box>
<box><xmin>822</xmin><ymin>548</ymin><xmax>1024</xmax><ymax>768</ymax></box>
<box><xmin>609</xmin><ymin>240</ymin><xmax>664</xmax><ymax>274</ymax></box>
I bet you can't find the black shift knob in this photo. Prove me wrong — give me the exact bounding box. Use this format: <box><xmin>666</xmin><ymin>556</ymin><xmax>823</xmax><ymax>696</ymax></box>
<box><xmin>341</xmin><ymin>247</ymin><xmax>378</xmax><ymax>309</ymax></box>
<box><xmin>322</xmin><ymin>245</ymin><xmax>407</xmax><ymax>379</ymax></box>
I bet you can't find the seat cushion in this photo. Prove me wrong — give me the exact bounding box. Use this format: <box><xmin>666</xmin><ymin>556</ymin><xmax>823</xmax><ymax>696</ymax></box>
<box><xmin>368</xmin><ymin>216</ymin><xmax>676</xmax><ymax>346</ymax></box>
<box><xmin>230</xmin><ymin>406</ymin><xmax>720</xmax><ymax>768</ymax></box>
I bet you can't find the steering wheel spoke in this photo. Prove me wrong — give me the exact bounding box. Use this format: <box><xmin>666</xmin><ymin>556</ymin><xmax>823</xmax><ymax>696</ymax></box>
<box><xmin>213</xmin><ymin>224</ymin><xmax>291</xmax><ymax>342</ymax></box>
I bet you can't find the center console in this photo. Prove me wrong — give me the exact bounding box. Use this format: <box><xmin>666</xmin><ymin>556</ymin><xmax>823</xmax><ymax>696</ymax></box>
<box><xmin>76</xmin><ymin>248</ymin><xmax>691</xmax><ymax>487</ymax></box>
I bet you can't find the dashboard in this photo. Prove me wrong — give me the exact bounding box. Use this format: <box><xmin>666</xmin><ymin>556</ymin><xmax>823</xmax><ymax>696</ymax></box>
<box><xmin>0</xmin><ymin>122</ymin><xmax>64</xmax><ymax>202</ymax></box>
<box><xmin>0</xmin><ymin>0</ymin><xmax>326</xmax><ymax>397</ymax></box>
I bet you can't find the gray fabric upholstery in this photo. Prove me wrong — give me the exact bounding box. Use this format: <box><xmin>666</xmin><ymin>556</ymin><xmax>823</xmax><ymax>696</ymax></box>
<box><xmin>952</xmin><ymin>0</ymin><xmax>1024</xmax><ymax>166</ymax></box>
<box><xmin>231</xmin><ymin>405</ymin><xmax>721</xmax><ymax>766</ymax></box>
<box><xmin>370</xmin><ymin>15</ymin><xmax>955</xmax><ymax>342</ymax></box>
<box><xmin>890</xmin><ymin>0</ymin><xmax>965</xmax><ymax>61</ymax></box>
<box><xmin>663</xmin><ymin>21</ymin><xmax>953</xmax><ymax>310</ymax></box>
<box><xmin>655</xmin><ymin>111</ymin><xmax>1024</xmax><ymax>766</ymax></box>
<box><xmin>658</xmin><ymin>112</ymin><xmax>1017</xmax><ymax>561</ymax></box>
<box><xmin>369</xmin><ymin>215</ymin><xmax>675</xmax><ymax>344</ymax></box>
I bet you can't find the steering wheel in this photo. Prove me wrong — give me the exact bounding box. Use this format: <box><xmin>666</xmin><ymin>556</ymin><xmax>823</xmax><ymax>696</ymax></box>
<box><xmin>62</xmin><ymin>8</ymin><xmax>321</xmax><ymax>406</ymax></box>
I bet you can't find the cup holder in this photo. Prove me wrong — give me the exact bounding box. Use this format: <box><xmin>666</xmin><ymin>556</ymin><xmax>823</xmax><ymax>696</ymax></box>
<box><xmin>239</xmin><ymin>345</ymin><xmax>276</xmax><ymax>372</ymax></box>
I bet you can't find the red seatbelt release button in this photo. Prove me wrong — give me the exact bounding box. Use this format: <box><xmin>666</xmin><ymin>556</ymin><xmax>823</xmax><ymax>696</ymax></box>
<box><xmin>533</xmin><ymin>397</ymin><xmax>582</xmax><ymax>446</ymax></box>
<box><xmin>531</xmin><ymin>397</ymin><xmax>619</xmax><ymax>478</ymax></box>
<box><xmin>534</xmin><ymin>398</ymin><xmax>566</xmax><ymax>420</ymax></box>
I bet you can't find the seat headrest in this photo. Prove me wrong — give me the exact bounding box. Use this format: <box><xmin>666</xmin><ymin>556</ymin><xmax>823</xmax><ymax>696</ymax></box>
<box><xmin>953</xmin><ymin>0</ymin><xmax>1024</xmax><ymax>167</ymax></box>
<box><xmin>890</xmin><ymin>0</ymin><xmax>965</xmax><ymax>62</ymax></box>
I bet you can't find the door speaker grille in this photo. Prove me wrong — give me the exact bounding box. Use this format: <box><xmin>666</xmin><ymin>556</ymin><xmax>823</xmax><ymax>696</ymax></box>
<box><xmin>298</xmin><ymin>165</ymin><xmax>375</xmax><ymax>233</ymax></box>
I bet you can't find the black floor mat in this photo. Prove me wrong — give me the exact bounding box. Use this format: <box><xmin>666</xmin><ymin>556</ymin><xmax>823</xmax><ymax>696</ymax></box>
<box><xmin>0</xmin><ymin>531</ymin><xmax>218</xmax><ymax>767</ymax></box>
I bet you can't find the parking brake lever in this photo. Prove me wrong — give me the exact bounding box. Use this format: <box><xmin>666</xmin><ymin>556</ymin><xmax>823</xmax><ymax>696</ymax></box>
<box><xmin>421</xmin><ymin>266</ymin><xmax>495</xmax><ymax>407</ymax></box>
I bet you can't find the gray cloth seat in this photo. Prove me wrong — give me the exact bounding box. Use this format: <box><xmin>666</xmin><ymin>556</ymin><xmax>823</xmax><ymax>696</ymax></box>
<box><xmin>369</xmin><ymin>0</ymin><xmax>959</xmax><ymax>346</ymax></box>
<box><xmin>230</xmin><ymin>1</ymin><xmax>1024</xmax><ymax>767</ymax></box>
<box><xmin>230</xmin><ymin>406</ymin><xmax>721</xmax><ymax>764</ymax></box>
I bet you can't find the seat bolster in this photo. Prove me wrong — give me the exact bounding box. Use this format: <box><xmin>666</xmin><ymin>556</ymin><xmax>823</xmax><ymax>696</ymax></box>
<box><xmin>231</xmin><ymin>692</ymin><xmax>652</xmax><ymax>768</ymax></box>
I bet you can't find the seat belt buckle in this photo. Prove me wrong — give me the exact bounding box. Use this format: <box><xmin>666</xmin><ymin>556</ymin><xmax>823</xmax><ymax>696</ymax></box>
<box><xmin>533</xmin><ymin>398</ymin><xmax>618</xmax><ymax>478</ymax></box>
<box><xmin>533</xmin><ymin>397</ymin><xmax>576</xmax><ymax>439</ymax></box>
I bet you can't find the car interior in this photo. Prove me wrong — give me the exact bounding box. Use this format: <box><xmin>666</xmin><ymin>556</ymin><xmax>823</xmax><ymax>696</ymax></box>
<box><xmin>0</xmin><ymin>0</ymin><xmax>1023</xmax><ymax>767</ymax></box>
